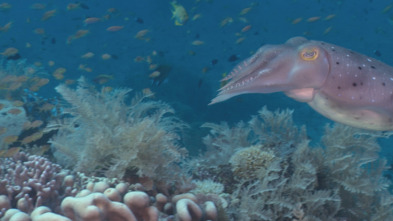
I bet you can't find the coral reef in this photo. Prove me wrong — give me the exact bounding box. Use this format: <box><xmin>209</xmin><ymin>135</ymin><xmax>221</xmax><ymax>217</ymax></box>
<box><xmin>188</xmin><ymin>106</ymin><xmax>393</xmax><ymax>220</ymax></box>
<box><xmin>0</xmin><ymin>152</ymin><xmax>74</xmax><ymax>215</ymax></box>
<box><xmin>48</xmin><ymin>77</ymin><xmax>188</xmax><ymax>185</ymax></box>
<box><xmin>0</xmin><ymin>151</ymin><xmax>219</xmax><ymax>221</ymax></box>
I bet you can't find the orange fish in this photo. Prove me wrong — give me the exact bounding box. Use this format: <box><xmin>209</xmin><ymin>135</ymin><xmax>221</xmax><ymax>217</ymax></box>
<box><xmin>134</xmin><ymin>29</ymin><xmax>149</xmax><ymax>40</ymax></box>
<box><xmin>8</xmin><ymin>108</ymin><xmax>22</xmax><ymax>115</ymax></box>
<box><xmin>34</xmin><ymin>28</ymin><xmax>45</xmax><ymax>35</ymax></box>
<box><xmin>191</xmin><ymin>40</ymin><xmax>204</xmax><ymax>45</ymax></box>
<box><xmin>3</xmin><ymin>135</ymin><xmax>18</xmax><ymax>144</ymax></box>
<box><xmin>67</xmin><ymin>3</ymin><xmax>80</xmax><ymax>10</ymax></box>
<box><xmin>239</xmin><ymin>7</ymin><xmax>252</xmax><ymax>15</ymax></box>
<box><xmin>236</xmin><ymin>37</ymin><xmax>246</xmax><ymax>44</ymax></box>
<box><xmin>241</xmin><ymin>24</ymin><xmax>252</xmax><ymax>32</ymax></box>
<box><xmin>81</xmin><ymin>52</ymin><xmax>95</xmax><ymax>59</ymax></box>
<box><xmin>41</xmin><ymin>9</ymin><xmax>56</xmax><ymax>21</ymax></box>
<box><xmin>0</xmin><ymin>21</ymin><xmax>12</xmax><ymax>32</ymax></box>
<box><xmin>291</xmin><ymin>17</ymin><xmax>303</xmax><ymax>24</ymax></box>
<box><xmin>324</xmin><ymin>14</ymin><xmax>336</xmax><ymax>21</ymax></box>
<box><xmin>39</xmin><ymin>103</ymin><xmax>55</xmax><ymax>112</ymax></box>
<box><xmin>0</xmin><ymin>3</ymin><xmax>11</xmax><ymax>10</ymax></box>
<box><xmin>53</xmin><ymin>67</ymin><xmax>66</xmax><ymax>80</ymax></box>
<box><xmin>93</xmin><ymin>74</ymin><xmax>113</xmax><ymax>84</ymax></box>
<box><xmin>106</xmin><ymin>26</ymin><xmax>123</xmax><ymax>32</ymax></box>
<box><xmin>1</xmin><ymin>47</ymin><xmax>18</xmax><ymax>57</ymax></box>
<box><xmin>30</xmin><ymin>120</ymin><xmax>43</xmax><ymax>128</ymax></box>
<box><xmin>67</xmin><ymin>29</ymin><xmax>89</xmax><ymax>44</ymax></box>
<box><xmin>101</xmin><ymin>53</ymin><xmax>111</xmax><ymax>60</ymax></box>
<box><xmin>323</xmin><ymin>26</ymin><xmax>333</xmax><ymax>35</ymax></box>
<box><xmin>0</xmin><ymin>147</ymin><xmax>20</xmax><ymax>157</ymax></box>
<box><xmin>83</xmin><ymin>17</ymin><xmax>101</xmax><ymax>25</ymax></box>
<box><xmin>307</xmin><ymin>16</ymin><xmax>320</xmax><ymax>22</ymax></box>
<box><xmin>220</xmin><ymin>17</ymin><xmax>233</xmax><ymax>27</ymax></box>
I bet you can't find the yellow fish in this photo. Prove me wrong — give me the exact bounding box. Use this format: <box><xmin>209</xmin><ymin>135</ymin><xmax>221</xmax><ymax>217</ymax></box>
<box><xmin>171</xmin><ymin>2</ymin><xmax>188</xmax><ymax>26</ymax></box>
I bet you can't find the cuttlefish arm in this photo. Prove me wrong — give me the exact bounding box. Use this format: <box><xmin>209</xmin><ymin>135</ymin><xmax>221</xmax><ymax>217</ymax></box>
<box><xmin>210</xmin><ymin>36</ymin><xmax>393</xmax><ymax>131</ymax></box>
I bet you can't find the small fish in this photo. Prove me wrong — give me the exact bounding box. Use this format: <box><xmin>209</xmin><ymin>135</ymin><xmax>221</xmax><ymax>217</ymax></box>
<box><xmin>0</xmin><ymin>3</ymin><xmax>11</xmax><ymax>10</ymax></box>
<box><xmin>53</xmin><ymin>67</ymin><xmax>66</xmax><ymax>80</ymax></box>
<box><xmin>241</xmin><ymin>24</ymin><xmax>252</xmax><ymax>32</ymax></box>
<box><xmin>324</xmin><ymin>14</ymin><xmax>336</xmax><ymax>21</ymax></box>
<box><xmin>65</xmin><ymin>79</ymin><xmax>75</xmax><ymax>85</ymax></box>
<box><xmin>220</xmin><ymin>17</ymin><xmax>233</xmax><ymax>27</ymax></box>
<box><xmin>171</xmin><ymin>1</ymin><xmax>188</xmax><ymax>26</ymax></box>
<box><xmin>106</xmin><ymin>26</ymin><xmax>123</xmax><ymax>32</ymax></box>
<box><xmin>135</xmin><ymin>29</ymin><xmax>150</xmax><ymax>40</ymax></box>
<box><xmin>8</xmin><ymin>108</ymin><xmax>22</xmax><ymax>115</ymax></box>
<box><xmin>0</xmin><ymin>21</ymin><xmax>12</xmax><ymax>32</ymax></box>
<box><xmin>191</xmin><ymin>40</ymin><xmax>204</xmax><ymax>45</ymax></box>
<box><xmin>81</xmin><ymin>52</ymin><xmax>95</xmax><ymax>59</ymax></box>
<box><xmin>149</xmin><ymin>71</ymin><xmax>161</xmax><ymax>78</ymax></box>
<box><xmin>93</xmin><ymin>74</ymin><xmax>113</xmax><ymax>84</ymax></box>
<box><xmin>307</xmin><ymin>16</ymin><xmax>320</xmax><ymax>22</ymax></box>
<box><xmin>83</xmin><ymin>17</ymin><xmax>101</xmax><ymax>25</ymax></box>
<box><xmin>34</xmin><ymin>28</ymin><xmax>45</xmax><ymax>35</ymax></box>
<box><xmin>30</xmin><ymin>120</ymin><xmax>44</xmax><ymax>128</ymax></box>
<box><xmin>1</xmin><ymin>47</ymin><xmax>18</xmax><ymax>57</ymax></box>
<box><xmin>142</xmin><ymin>88</ymin><xmax>154</xmax><ymax>97</ymax></box>
<box><xmin>383</xmin><ymin>4</ymin><xmax>393</xmax><ymax>13</ymax></box>
<box><xmin>78</xmin><ymin>64</ymin><xmax>92</xmax><ymax>72</ymax></box>
<box><xmin>291</xmin><ymin>17</ymin><xmax>302</xmax><ymax>24</ymax></box>
<box><xmin>39</xmin><ymin>103</ymin><xmax>55</xmax><ymax>112</ymax></box>
<box><xmin>67</xmin><ymin>29</ymin><xmax>89</xmax><ymax>44</ymax></box>
<box><xmin>192</xmin><ymin>14</ymin><xmax>202</xmax><ymax>21</ymax></box>
<box><xmin>41</xmin><ymin>9</ymin><xmax>56</xmax><ymax>21</ymax></box>
<box><xmin>67</xmin><ymin>3</ymin><xmax>81</xmax><ymax>10</ymax></box>
<box><xmin>101</xmin><ymin>53</ymin><xmax>111</xmax><ymax>60</ymax></box>
<box><xmin>323</xmin><ymin>26</ymin><xmax>332</xmax><ymax>35</ymax></box>
<box><xmin>22</xmin><ymin>131</ymin><xmax>43</xmax><ymax>144</ymax></box>
<box><xmin>236</xmin><ymin>37</ymin><xmax>246</xmax><ymax>44</ymax></box>
<box><xmin>0</xmin><ymin>147</ymin><xmax>20</xmax><ymax>158</ymax></box>
<box><xmin>239</xmin><ymin>7</ymin><xmax>252</xmax><ymax>15</ymax></box>
<box><xmin>3</xmin><ymin>135</ymin><xmax>18</xmax><ymax>144</ymax></box>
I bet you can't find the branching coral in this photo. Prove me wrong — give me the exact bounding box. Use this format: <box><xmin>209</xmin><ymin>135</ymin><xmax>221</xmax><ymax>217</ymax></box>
<box><xmin>48</xmin><ymin>77</ymin><xmax>188</xmax><ymax>184</ymax></box>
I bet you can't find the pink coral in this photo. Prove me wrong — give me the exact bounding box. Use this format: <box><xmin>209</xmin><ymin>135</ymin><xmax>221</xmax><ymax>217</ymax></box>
<box><xmin>0</xmin><ymin>152</ymin><xmax>75</xmax><ymax>213</ymax></box>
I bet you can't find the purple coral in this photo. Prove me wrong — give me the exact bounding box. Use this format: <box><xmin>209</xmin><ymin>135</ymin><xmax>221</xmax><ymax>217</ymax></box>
<box><xmin>0</xmin><ymin>152</ymin><xmax>75</xmax><ymax>215</ymax></box>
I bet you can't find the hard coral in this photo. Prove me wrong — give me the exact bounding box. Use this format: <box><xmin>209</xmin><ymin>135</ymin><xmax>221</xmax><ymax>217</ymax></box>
<box><xmin>61</xmin><ymin>192</ymin><xmax>137</xmax><ymax>221</ymax></box>
<box><xmin>0</xmin><ymin>152</ymin><xmax>74</xmax><ymax>214</ymax></box>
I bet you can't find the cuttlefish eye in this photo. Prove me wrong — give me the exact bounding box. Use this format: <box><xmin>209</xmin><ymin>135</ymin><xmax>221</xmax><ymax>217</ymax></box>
<box><xmin>300</xmin><ymin>47</ymin><xmax>319</xmax><ymax>61</ymax></box>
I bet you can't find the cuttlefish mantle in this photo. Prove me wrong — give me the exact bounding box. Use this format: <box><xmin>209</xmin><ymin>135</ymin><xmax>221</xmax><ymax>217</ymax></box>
<box><xmin>210</xmin><ymin>36</ymin><xmax>393</xmax><ymax>131</ymax></box>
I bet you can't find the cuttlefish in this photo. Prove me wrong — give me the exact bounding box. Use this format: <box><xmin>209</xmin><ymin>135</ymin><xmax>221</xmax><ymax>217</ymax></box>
<box><xmin>210</xmin><ymin>36</ymin><xmax>393</xmax><ymax>131</ymax></box>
